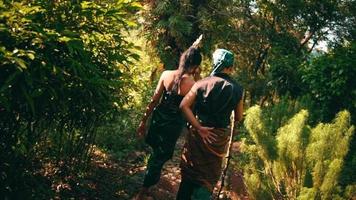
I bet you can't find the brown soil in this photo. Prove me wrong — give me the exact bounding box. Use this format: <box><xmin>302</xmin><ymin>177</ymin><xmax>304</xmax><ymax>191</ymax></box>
<box><xmin>48</xmin><ymin>132</ymin><xmax>249</xmax><ymax>200</ymax></box>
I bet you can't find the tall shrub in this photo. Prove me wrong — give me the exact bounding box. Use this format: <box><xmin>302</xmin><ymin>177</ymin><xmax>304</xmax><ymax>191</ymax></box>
<box><xmin>242</xmin><ymin>105</ymin><xmax>354</xmax><ymax>199</ymax></box>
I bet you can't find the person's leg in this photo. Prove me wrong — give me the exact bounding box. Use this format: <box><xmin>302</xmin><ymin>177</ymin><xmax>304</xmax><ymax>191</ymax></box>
<box><xmin>135</xmin><ymin>149</ymin><xmax>171</xmax><ymax>199</ymax></box>
<box><xmin>191</xmin><ymin>185</ymin><xmax>212</xmax><ymax>200</ymax></box>
<box><xmin>143</xmin><ymin>148</ymin><xmax>171</xmax><ymax>187</ymax></box>
<box><xmin>177</xmin><ymin>179</ymin><xmax>212</xmax><ymax>200</ymax></box>
<box><xmin>176</xmin><ymin>178</ymin><xmax>196</xmax><ymax>200</ymax></box>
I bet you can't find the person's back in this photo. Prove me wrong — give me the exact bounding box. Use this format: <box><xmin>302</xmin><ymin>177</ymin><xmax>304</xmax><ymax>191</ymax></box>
<box><xmin>177</xmin><ymin>48</ymin><xmax>244</xmax><ymax>200</ymax></box>
<box><xmin>145</xmin><ymin>71</ymin><xmax>195</xmax><ymax>148</ymax></box>
<box><xmin>156</xmin><ymin>70</ymin><xmax>195</xmax><ymax>114</ymax></box>
<box><xmin>194</xmin><ymin>73</ymin><xmax>243</xmax><ymax>128</ymax></box>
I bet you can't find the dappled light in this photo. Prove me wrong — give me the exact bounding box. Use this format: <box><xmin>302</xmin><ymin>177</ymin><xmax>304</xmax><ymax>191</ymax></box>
<box><xmin>1</xmin><ymin>0</ymin><xmax>355</xmax><ymax>199</ymax></box>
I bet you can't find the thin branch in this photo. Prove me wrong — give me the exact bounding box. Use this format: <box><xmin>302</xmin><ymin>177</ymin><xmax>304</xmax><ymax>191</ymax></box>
<box><xmin>215</xmin><ymin>111</ymin><xmax>235</xmax><ymax>200</ymax></box>
<box><xmin>308</xmin><ymin>39</ymin><xmax>318</xmax><ymax>53</ymax></box>
<box><xmin>254</xmin><ymin>45</ymin><xmax>271</xmax><ymax>74</ymax></box>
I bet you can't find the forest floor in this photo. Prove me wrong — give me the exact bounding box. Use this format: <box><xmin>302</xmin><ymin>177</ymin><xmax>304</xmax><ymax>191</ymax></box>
<box><xmin>49</xmin><ymin>130</ymin><xmax>249</xmax><ymax>200</ymax></box>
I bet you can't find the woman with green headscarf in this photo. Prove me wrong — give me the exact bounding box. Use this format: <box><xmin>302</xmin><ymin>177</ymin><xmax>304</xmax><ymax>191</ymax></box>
<box><xmin>177</xmin><ymin>49</ymin><xmax>244</xmax><ymax>200</ymax></box>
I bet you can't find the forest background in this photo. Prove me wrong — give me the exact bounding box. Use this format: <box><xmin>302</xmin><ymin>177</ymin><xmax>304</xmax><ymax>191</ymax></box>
<box><xmin>0</xmin><ymin>0</ymin><xmax>355</xmax><ymax>199</ymax></box>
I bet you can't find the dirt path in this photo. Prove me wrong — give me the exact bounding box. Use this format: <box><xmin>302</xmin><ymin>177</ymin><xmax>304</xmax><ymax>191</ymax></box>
<box><xmin>55</xmin><ymin>131</ymin><xmax>249</xmax><ymax>199</ymax></box>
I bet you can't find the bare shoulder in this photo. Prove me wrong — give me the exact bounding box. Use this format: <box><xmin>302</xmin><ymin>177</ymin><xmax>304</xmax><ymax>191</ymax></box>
<box><xmin>181</xmin><ymin>75</ymin><xmax>195</xmax><ymax>85</ymax></box>
<box><xmin>179</xmin><ymin>75</ymin><xmax>195</xmax><ymax>95</ymax></box>
<box><xmin>160</xmin><ymin>70</ymin><xmax>177</xmax><ymax>79</ymax></box>
<box><xmin>160</xmin><ymin>70</ymin><xmax>170</xmax><ymax>77</ymax></box>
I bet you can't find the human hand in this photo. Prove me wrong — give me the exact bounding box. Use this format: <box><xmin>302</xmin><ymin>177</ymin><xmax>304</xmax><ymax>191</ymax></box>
<box><xmin>197</xmin><ymin>126</ymin><xmax>217</xmax><ymax>144</ymax></box>
<box><xmin>192</xmin><ymin>34</ymin><xmax>203</xmax><ymax>48</ymax></box>
<box><xmin>137</xmin><ymin>121</ymin><xmax>146</xmax><ymax>139</ymax></box>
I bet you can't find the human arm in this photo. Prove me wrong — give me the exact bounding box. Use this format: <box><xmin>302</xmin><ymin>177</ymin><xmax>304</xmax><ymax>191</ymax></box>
<box><xmin>137</xmin><ymin>72</ymin><xmax>166</xmax><ymax>138</ymax></box>
<box><xmin>179</xmin><ymin>86</ymin><xmax>217</xmax><ymax>144</ymax></box>
<box><xmin>233</xmin><ymin>95</ymin><xmax>244</xmax><ymax>135</ymax></box>
<box><xmin>191</xmin><ymin>34</ymin><xmax>203</xmax><ymax>48</ymax></box>
<box><xmin>234</xmin><ymin>98</ymin><xmax>244</xmax><ymax>123</ymax></box>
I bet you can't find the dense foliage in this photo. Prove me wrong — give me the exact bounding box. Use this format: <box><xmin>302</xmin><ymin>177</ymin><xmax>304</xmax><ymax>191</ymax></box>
<box><xmin>242</xmin><ymin>105</ymin><xmax>354</xmax><ymax>199</ymax></box>
<box><xmin>300</xmin><ymin>42</ymin><xmax>356</xmax><ymax>122</ymax></box>
<box><xmin>0</xmin><ymin>0</ymin><xmax>140</xmax><ymax>198</ymax></box>
<box><xmin>95</xmin><ymin>30</ymin><xmax>160</xmax><ymax>159</ymax></box>
<box><xmin>0</xmin><ymin>0</ymin><xmax>355</xmax><ymax>199</ymax></box>
<box><xmin>143</xmin><ymin>0</ymin><xmax>355</xmax><ymax>104</ymax></box>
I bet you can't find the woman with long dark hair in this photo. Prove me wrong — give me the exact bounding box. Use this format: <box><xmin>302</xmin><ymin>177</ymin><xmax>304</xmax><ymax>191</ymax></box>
<box><xmin>134</xmin><ymin>36</ymin><xmax>203</xmax><ymax>199</ymax></box>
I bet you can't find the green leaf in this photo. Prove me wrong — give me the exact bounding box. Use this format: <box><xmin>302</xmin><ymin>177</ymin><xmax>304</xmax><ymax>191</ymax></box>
<box><xmin>27</xmin><ymin>52</ymin><xmax>35</xmax><ymax>60</ymax></box>
<box><xmin>59</xmin><ymin>36</ymin><xmax>72</xmax><ymax>43</ymax></box>
<box><xmin>13</xmin><ymin>57</ymin><xmax>27</xmax><ymax>69</ymax></box>
<box><xmin>130</xmin><ymin>53</ymin><xmax>140</xmax><ymax>61</ymax></box>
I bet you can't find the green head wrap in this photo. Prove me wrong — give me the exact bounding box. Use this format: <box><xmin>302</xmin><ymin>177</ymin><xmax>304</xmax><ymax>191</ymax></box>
<box><xmin>211</xmin><ymin>49</ymin><xmax>234</xmax><ymax>75</ymax></box>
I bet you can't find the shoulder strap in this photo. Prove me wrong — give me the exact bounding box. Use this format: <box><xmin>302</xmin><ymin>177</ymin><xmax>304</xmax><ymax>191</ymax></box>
<box><xmin>171</xmin><ymin>76</ymin><xmax>182</xmax><ymax>94</ymax></box>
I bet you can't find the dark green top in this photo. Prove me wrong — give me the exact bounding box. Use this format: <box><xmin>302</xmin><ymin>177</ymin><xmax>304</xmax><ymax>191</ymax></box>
<box><xmin>145</xmin><ymin>87</ymin><xmax>185</xmax><ymax>155</ymax></box>
<box><xmin>193</xmin><ymin>73</ymin><xmax>243</xmax><ymax>128</ymax></box>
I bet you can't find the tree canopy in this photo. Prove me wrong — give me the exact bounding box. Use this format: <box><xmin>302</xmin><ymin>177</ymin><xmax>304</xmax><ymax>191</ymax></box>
<box><xmin>0</xmin><ymin>0</ymin><xmax>355</xmax><ymax>199</ymax></box>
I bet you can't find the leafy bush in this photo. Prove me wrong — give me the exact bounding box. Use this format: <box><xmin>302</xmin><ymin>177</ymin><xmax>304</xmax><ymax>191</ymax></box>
<box><xmin>242</xmin><ymin>105</ymin><xmax>354</xmax><ymax>199</ymax></box>
<box><xmin>300</xmin><ymin>42</ymin><xmax>356</xmax><ymax>123</ymax></box>
<box><xmin>0</xmin><ymin>0</ymin><xmax>140</xmax><ymax>198</ymax></box>
<box><xmin>94</xmin><ymin>28</ymin><xmax>161</xmax><ymax>159</ymax></box>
